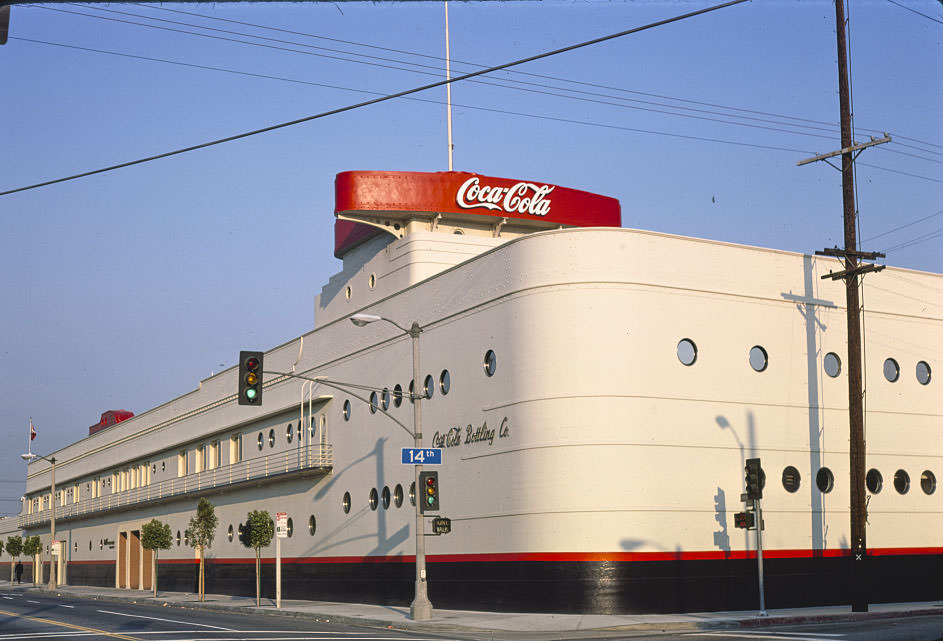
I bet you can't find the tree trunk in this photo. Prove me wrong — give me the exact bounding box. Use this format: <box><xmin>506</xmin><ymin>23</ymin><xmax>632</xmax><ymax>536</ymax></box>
<box><xmin>198</xmin><ymin>547</ymin><xmax>205</xmax><ymax>601</ymax></box>
<box><xmin>152</xmin><ymin>551</ymin><xmax>158</xmax><ymax>598</ymax></box>
<box><xmin>255</xmin><ymin>548</ymin><xmax>261</xmax><ymax>607</ymax></box>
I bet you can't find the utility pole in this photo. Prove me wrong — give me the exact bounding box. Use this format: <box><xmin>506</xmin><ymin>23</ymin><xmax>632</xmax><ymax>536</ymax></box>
<box><xmin>797</xmin><ymin>0</ymin><xmax>890</xmax><ymax>613</ymax></box>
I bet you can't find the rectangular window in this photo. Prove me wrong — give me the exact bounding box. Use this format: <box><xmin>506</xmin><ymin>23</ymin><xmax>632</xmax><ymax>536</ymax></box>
<box><xmin>209</xmin><ymin>440</ymin><xmax>220</xmax><ymax>470</ymax></box>
<box><xmin>195</xmin><ymin>444</ymin><xmax>205</xmax><ymax>473</ymax></box>
<box><xmin>178</xmin><ymin>450</ymin><xmax>188</xmax><ymax>477</ymax></box>
<box><xmin>230</xmin><ymin>434</ymin><xmax>242</xmax><ymax>464</ymax></box>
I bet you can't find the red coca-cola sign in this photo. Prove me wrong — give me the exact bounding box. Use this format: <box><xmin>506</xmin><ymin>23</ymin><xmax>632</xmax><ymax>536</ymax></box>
<box><xmin>334</xmin><ymin>170</ymin><xmax>621</xmax><ymax>256</ymax></box>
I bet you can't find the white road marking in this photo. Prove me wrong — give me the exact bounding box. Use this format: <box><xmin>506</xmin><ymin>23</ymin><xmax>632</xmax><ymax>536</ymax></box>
<box><xmin>58</xmin><ymin>604</ymin><xmax>75</xmax><ymax>608</ymax></box>
<box><xmin>686</xmin><ymin>632</ymin><xmax>846</xmax><ymax>641</ymax></box>
<box><xmin>95</xmin><ymin>609</ymin><xmax>235</xmax><ymax>630</ymax></box>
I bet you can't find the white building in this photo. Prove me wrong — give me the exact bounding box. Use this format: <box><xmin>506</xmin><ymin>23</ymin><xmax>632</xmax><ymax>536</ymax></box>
<box><xmin>20</xmin><ymin>171</ymin><xmax>942</xmax><ymax>613</ymax></box>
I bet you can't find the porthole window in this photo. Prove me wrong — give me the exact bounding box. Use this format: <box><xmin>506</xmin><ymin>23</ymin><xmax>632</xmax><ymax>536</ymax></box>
<box><xmin>382</xmin><ymin>486</ymin><xmax>391</xmax><ymax>509</ymax></box>
<box><xmin>257</xmin><ymin>433</ymin><xmax>264</xmax><ymax>451</ymax></box>
<box><xmin>677</xmin><ymin>339</ymin><xmax>697</xmax><ymax>366</ymax></box>
<box><xmin>286</xmin><ymin>518</ymin><xmax>293</xmax><ymax>538</ymax></box>
<box><xmin>920</xmin><ymin>470</ymin><xmax>936</xmax><ymax>495</ymax></box>
<box><xmin>368</xmin><ymin>273</ymin><xmax>376</xmax><ymax>289</ymax></box>
<box><xmin>883</xmin><ymin>358</ymin><xmax>900</xmax><ymax>382</ymax></box>
<box><xmin>409</xmin><ymin>481</ymin><xmax>416</xmax><ymax>506</ymax></box>
<box><xmin>342</xmin><ymin>491</ymin><xmax>351</xmax><ymax>513</ymax></box>
<box><xmin>308</xmin><ymin>515</ymin><xmax>317</xmax><ymax>535</ymax></box>
<box><xmin>238</xmin><ymin>523</ymin><xmax>244</xmax><ymax>538</ymax></box>
<box><xmin>343</xmin><ymin>399</ymin><xmax>351</xmax><ymax>421</ymax></box>
<box><xmin>484</xmin><ymin>349</ymin><xmax>497</xmax><ymax>377</ymax></box>
<box><xmin>782</xmin><ymin>466</ymin><xmax>800</xmax><ymax>493</ymax></box>
<box><xmin>286</xmin><ymin>424</ymin><xmax>293</xmax><ymax>443</ymax></box>
<box><xmin>394</xmin><ymin>484</ymin><xmax>404</xmax><ymax>508</ymax></box>
<box><xmin>228</xmin><ymin>525</ymin><xmax>234</xmax><ymax>542</ymax></box>
<box><xmin>894</xmin><ymin>469</ymin><xmax>910</xmax><ymax>494</ymax></box>
<box><xmin>74</xmin><ymin>541</ymin><xmax>78</xmax><ymax>552</ymax></box>
<box><xmin>916</xmin><ymin>361</ymin><xmax>932</xmax><ymax>385</ymax></box>
<box><xmin>89</xmin><ymin>540</ymin><xmax>92</xmax><ymax>551</ymax></box>
<box><xmin>370</xmin><ymin>391</ymin><xmax>379</xmax><ymax>414</ymax></box>
<box><xmin>824</xmin><ymin>352</ymin><xmax>842</xmax><ymax>378</ymax></box>
<box><xmin>268</xmin><ymin>429</ymin><xmax>275</xmax><ymax>447</ymax></box>
<box><xmin>176</xmin><ymin>531</ymin><xmax>182</xmax><ymax>546</ymax></box>
<box><xmin>297</xmin><ymin>423</ymin><xmax>302</xmax><ymax>442</ymax></box>
<box><xmin>749</xmin><ymin>346</ymin><xmax>769</xmax><ymax>372</ymax></box>
<box><xmin>381</xmin><ymin>388</ymin><xmax>391</xmax><ymax>411</ymax></box>
<box><xmin>345</xmin><ymin>285</ymin><xmax>352</xmax><ymax>301</ymax></box>
<box><xmin>393</xmin><ymin>384</ymin><xmax>403</xmax><ymax>408</ymax></box>
<box><xmin>816</xmin><ymin>467</ymin><xmax>834</xmax><ymax>494</ymax></box>
<box><xmin>409</xmin><ymin>380</ymin><xmax>416</xmax><ymax>404</ymax></box>
<box><xmin>866</xmin><ymin>468</ymin><xmax>883</xmax><ymax>494</ymax></box>
<box><xmin>369</xmin><ymin>488</ymin><xmax>379</xmax><ymax>511</ymax></box>
<box><xmin>423</xmin><ymin>374</ymin><xmax>434</xmax><ymax>399</ymax></box>
<box><xmin>440</xmin><ymin>370</ymin><xmax>451</xmax><ymax>395</ymax></box>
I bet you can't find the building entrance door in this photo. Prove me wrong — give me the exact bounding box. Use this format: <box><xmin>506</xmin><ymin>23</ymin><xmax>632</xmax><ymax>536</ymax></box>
<box><xmin>117</xmin><ymin>532</ymin><xmax>127</xmax><ymax>588</ymax></box>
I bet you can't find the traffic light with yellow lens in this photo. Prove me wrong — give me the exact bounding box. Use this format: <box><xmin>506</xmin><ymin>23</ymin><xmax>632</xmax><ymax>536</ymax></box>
<box><xmin>238</xmin><ymin>351</ymin><xmax>264</xmax><ymax>406</ymax></box>
<box><xmin>419</xmin><ymin>471</ymin><xmax>439</xmax><ymax>513</ymax></box>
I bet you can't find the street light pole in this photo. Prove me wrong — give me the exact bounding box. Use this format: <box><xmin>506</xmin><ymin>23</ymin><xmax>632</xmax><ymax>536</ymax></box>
<box><xmin>350</xmin><ymin>313</ymin><xmax>433</xmax><ymax>621</ymax></box>
<box><xmin>22</xmin><ymin>452</ymin><xmax>57</xmax><ymax>590</ymax></box>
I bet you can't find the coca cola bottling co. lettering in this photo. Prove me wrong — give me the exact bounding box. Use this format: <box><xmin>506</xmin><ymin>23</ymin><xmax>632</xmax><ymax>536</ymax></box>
<box><xmin>455</xmin><ymin>176</ymin><xmax>554</xmax><ymax>217</ymax></box>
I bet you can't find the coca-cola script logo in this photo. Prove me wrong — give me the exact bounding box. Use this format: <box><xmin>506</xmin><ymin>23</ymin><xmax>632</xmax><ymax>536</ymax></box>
<box><xmin>455</xmin><ymin>176</ymin><xmax>554</xmax><ymax>217</ymax></box>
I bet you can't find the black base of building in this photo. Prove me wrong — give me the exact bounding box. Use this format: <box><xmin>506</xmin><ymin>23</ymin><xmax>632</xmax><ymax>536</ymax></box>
<box><xmin>64</xmin><ymin>553</ymin><xmax>943</xmax><ymax>614</ymax></box>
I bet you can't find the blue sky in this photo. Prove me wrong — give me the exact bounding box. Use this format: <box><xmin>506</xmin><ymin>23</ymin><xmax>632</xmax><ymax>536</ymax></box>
<box><xmin>1</xmin><ymin>0</ymin><xmax>940</xmax><ymax>517</ymax></box>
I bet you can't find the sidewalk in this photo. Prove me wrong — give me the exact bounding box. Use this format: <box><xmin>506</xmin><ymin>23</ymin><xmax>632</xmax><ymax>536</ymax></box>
<box><xmin>15</xmin><ymin>583</ymin><xmax>943</xmax><ymax>638</ymax></box>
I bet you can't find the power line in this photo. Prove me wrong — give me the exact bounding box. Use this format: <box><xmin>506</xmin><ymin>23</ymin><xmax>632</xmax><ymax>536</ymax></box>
<box><xmin>38</xmin><ymin>2</ymin><xmax>943</xmax><ymax>155</ymax></box>
<box><xmin>882</xmin><ymin>229</ymin><xmax>943</xmax><ymax>254</ymax></box>
<box><xmin>885</xmin><ymin>0</ymin><xmax>943</xmax><ymax>25</ymax></box>
<box><xmin>12</xmin><ymin>35</ymin><xmax>827</xmax><ymax>163</ymax></box>
<box><xmin>138</xmin><ymin>1</ymin><xmax>943</xmax><ymax>152</ymax></box>
<box><xmin>0</xmin><ymin>0</ymin><xmax>754</xmax><ymax>197</ymax></box>
<box><xmin>862</xmin><ymin>208</ymin><xmax>943</xmax><ymax>243</ymax></box>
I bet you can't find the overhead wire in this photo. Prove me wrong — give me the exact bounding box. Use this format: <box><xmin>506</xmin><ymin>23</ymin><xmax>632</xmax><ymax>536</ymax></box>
<box><xmin>134</xmin><ymin>1</ymin><xmax>943</xmax><ymax>154</ymax></box>
<box><xmin>54</xmin><ymin>2</ymin><xmax>942</xmax><ymax>157</ymax></box>
<box><xmin>6</xmin><ymin>0</ymin><xmax>819</xmax><ymax>197</ymax></box>
<box><xmin>18</xmin><ymin>7</ymin><xmax>942</xmax><ymax>171</ymax></box>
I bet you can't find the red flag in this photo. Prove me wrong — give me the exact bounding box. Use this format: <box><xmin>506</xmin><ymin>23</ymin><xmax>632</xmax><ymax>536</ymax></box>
<box><xmin>30</xmin><ymin>418</ymin><xmax>36</xmax><ymax>441</ymax></box>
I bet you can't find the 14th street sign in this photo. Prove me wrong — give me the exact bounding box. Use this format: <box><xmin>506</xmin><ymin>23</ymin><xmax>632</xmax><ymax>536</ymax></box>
<box><xmin>401</xmin><ymin>448</ymin><xmax>442</xmax><ymax>465</ymax></box>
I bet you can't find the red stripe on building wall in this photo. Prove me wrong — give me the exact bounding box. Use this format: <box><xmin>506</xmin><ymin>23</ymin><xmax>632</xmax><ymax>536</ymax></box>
<box><xmin>185</xmin><ymin>546</ymin><xmax>943</xmax><ymax>566</ymax></box>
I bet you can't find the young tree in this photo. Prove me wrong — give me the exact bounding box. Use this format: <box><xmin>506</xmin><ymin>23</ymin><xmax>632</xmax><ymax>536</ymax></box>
<box><xmin>6</xmin><ymin>536</ymin><xmax>23</xmax><ymax>584</ymax></box>
<box><xmin>22</xmin><ymin>536</ymin><xmax>42</xmax><ymax>585</ymax></box>
<box><xmin>185</xmin><ymin>498</ymin><xmax>217</xmax><ymax>601</ymax></box>
<box><xmin>141</xmin><ymin>518</ymin><xmax>173</xmax><ymax>598</ymax></box>
<box><xmin>239</xmin><ymin>510</ymin><xmax>274</xmax><ymax>607</ymax></box>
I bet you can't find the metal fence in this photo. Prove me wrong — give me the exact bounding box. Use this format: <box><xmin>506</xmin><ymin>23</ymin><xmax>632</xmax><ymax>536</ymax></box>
<box><xmin>19</xmin><ymin>443</ymin><xmax>333</xmax><ymax>529</ymax></box>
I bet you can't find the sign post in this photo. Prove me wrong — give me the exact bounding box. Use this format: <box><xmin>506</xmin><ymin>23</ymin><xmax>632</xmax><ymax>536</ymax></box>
<box><xmin>275</xmin><ymin>512</ymin><xmax>287</xmax><ymax>608</ymax></box>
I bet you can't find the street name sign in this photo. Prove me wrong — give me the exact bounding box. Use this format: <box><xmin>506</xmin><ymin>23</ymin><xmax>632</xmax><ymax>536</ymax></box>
<box><xmin>401</xmin><ymin>448</ymin><xmax>442</xmax><ymax>465</ymax></box>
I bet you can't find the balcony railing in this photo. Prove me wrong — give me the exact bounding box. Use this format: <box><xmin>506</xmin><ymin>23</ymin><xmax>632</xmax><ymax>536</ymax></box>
<box><xmin>19</xmin><ymin>443</ymin><xmax>333</xmax><ymax>529</ymax></box>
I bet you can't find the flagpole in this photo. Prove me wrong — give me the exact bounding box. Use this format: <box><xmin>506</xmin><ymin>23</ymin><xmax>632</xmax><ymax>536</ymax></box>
<box><xmin>445</xmin><ymin>1</ymin><xmax>454</xmax><ymax>171</ymax></box>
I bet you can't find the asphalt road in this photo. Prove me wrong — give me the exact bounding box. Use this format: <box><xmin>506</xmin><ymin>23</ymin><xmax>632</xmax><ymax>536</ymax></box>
<box><xmin>2</xmin><ymin>589</ymin><xmax>941</xmax><ymax>641</ymax></box>
<box><xmin>0</xmin><ymin>590</ymin><xmax>464</xmax><ymax>641</ymax></box>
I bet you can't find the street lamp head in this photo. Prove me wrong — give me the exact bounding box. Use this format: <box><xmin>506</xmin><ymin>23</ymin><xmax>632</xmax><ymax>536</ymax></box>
<box><xmin>20</xmin><ymin>453</ymin><xmax>36</xmax><ymax>461</ymax></box>
<box><xmin>350</xmin><ymin>313</ymin><xmax>382</xmax><ymax>327</ymax></box>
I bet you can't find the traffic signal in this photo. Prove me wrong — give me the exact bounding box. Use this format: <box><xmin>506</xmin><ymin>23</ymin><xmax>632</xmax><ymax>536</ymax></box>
<box><xmin>734</xmin><ymin>511</ymin><xmax>756</xmax><ymax>529</ymax></box>
<box><xmin>238</xmin><ymin>351</ymin><xmax>264</xmax><ymax>406</ymax></box>
<box><xmin>419</xmin><ymin>471</ymin><xmax>439</xmax><ymax>513</ymax></box>
<box><xmin>745</xmin><ymin>458</ymin><xmax>763</xmax><ymax>500</ymax></box>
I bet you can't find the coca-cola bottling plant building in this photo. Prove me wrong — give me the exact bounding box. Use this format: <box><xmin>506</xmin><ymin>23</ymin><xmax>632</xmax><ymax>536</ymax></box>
<box><xmin>20</xmin><ymin>171</ymin><xmax>942</xmax><ymax>613</ymax></box>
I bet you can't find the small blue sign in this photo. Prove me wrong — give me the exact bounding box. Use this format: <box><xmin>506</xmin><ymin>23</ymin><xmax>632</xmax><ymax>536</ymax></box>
<box><xmin>401</xmin><ymin>448</ymin><xmax>442</xmax><ymax>465</ymax></box>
